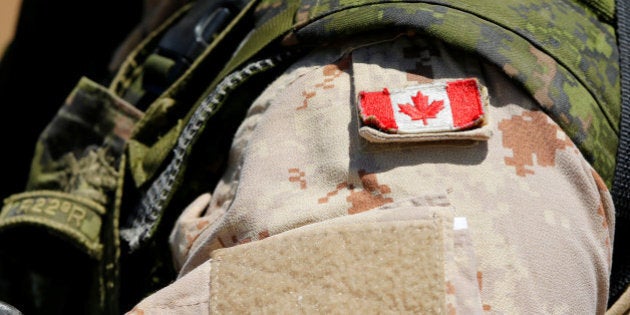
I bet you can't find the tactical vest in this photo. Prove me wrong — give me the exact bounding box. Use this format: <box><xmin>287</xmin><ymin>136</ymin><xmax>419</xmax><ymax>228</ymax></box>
<box><xmin>0</xmin><ymin>0</ymin><xmax>626</xmax><ymax>313</ymax></box>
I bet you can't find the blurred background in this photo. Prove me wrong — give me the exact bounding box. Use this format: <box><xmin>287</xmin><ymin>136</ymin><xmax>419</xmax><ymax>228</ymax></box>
<box><xmin>0</xmin><ymin>0</ymin><xmax>142</xmax><ymax>200</ymax></box>
<box><xmin>0</xmin><ymin>0</ymin><xmax>21</xmax><ymax>56</ymax></box>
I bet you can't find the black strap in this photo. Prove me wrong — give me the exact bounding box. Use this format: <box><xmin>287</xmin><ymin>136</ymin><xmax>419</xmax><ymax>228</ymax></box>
<box><xmin>609</xmin><ymin>0</ymin><xmax>630</xmax><ymax>305</ymax></box>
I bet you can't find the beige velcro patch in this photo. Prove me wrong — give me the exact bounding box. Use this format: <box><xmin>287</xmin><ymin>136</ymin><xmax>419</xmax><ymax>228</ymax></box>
<box><xmin>210</xmin><ymin>219</ymin><xmax>445</xmax><ymax>313</ymax></box>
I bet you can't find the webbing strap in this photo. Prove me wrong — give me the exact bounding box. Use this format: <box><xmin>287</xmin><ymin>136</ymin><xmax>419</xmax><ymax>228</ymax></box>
<box><xmin>122</xmin><ymin>53</ymin><xmax>294</xmax><ymax>250</ymax></box>
<box><xmin>207</xmin><ymin>0</ymin><xmax>300</xmax><ymax>90</ymax></box>
<box><xmin>609</xmin><ymin>0</ymin><xmax>630</xmax><ymax>305</ymax></box>
<box><xmin>613</xmin><ymin>0</ymin><xmax>630</xmax><ymax>219</ymax></box>
<box><xmin>121</xmin><ymin>0</ymin><xmax>301</xmax><ymax>249</ymax></box>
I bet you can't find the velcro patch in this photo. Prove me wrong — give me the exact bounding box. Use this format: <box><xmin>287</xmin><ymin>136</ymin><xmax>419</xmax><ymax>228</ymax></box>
<box><xmin>210</xmin><ymin>219</ymin><xmax>445</xmax><ymax>313</ymax></box>
<box><xmin>359</xmin><ymin>79</ymin><xmax>486</xmax><ymax>134</ymax></box>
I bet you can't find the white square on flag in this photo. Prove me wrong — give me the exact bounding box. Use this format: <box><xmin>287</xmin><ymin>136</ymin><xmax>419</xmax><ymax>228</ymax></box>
<box><xmin>358</xmin><ymin>78</ymin><xmax>486</xmax><ymax>134</ymax></box>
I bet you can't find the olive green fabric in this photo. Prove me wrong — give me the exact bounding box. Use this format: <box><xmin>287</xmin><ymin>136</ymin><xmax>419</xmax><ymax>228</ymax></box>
<box><xmin>100</xmin><ymin>3</ymin><xmax>622</xmax><ymax>286</ymax></box>
<box><xmin>114</xmin><ymin>0</ymin><xmax>261</xmax><ymax>190</ymax></box>
<box><xmin>24</xmin><ymin>77</ymin><xmax>142</xmax><ymax>203</ymax></box>
<box><xmin>0</xmin><ymin>0</ymin><xmax>621</xmax><ymax>313</ymax></box>
<box><xmin>0</xmin><ymin>77</ymin><xmax>143</xmax><ymax>314</ymax></box>
<box><xmin>112</xmin><ymin>0</ymin><xmax>621</xmax><ymax>307</ymax></box>
<box><xmin>0</xmin><ymin>191</ymin><xmax>105</xmax><ymax>259</ymax></box>
<box><xmin>111</xmin><ymin>0</ymin><xmax>278</xmax><ymax>308</ymax></box>
<box><xmin>110</xmin><ymin>4</ymin><xmax>193</xmax><ymax>98</ymax></box>
<box><xmin>577</xmin><ymin>0</ymin><xmax>615</xmax><ymax>21</ymax></box>
<box><xmin>123</xmin><ymin>0</ymin><xmax>619</xmax><ymax>204</ymax></box>
<box><xmin>287</xmin><ymin>0</ymin><xmax>620</xmax><ymax>186</ymax></box>
<box><xmin>208</xmin><ymin>0</ymin><xmax>300</xmax><ymax>88</ymax></box>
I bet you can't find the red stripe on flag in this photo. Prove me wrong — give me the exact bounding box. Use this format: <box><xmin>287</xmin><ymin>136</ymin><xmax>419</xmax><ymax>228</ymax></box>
<box><xmin>446</xmin><ymin>79</ymin><xmax>484</xmax><ymax>128</ymax></box>
<box><xmin>359</xmin><ymin>88</ymin><xmax>397</xmax><ymax>131</ymax></box>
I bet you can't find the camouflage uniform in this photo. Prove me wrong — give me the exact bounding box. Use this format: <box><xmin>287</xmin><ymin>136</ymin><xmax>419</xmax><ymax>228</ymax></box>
<box><xmin>0</xmin><ymin>0</ymin><xmax>622</xmax><ymax>314</ymax></box>
<box><xmin>127</xmin><ymin>35</ymin><xmax>614</xmax><ymax>314</ymax></box>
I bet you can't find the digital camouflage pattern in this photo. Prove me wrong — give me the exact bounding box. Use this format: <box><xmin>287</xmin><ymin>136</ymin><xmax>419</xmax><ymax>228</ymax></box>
<box><xmin>22</xmin><ymin>77</ymin><xmax>142</xmax><ymax>255</ymax></box>
<box><xmin>0</xmin><ymin>78</ymin><xmax>143</xmax><ymax>314</ymax></box>
<box><xmin>131</xmin><ymin>36</ymin><xmax>614</xmax><ymax>313</ymax></box>
<box><xmin>0</xmin><ymin>0</ymin><xmax>622</xmax><ymax>313</ymax></box>
<box><xmin>112</xmin><ymin>0</ymin><xmax>619</xmax><ymax>252</ymax></box>
<box><xmin>284</xmin><ymin>0</ymin><xmax>620</xmax><ymax>185</ymax></box>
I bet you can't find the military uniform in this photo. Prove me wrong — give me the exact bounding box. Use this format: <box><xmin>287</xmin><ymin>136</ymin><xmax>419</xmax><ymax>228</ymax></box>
<box><xmin>0</xmin><ymin>0</ymin><xmax>623</xmax><ymax>314</ymax></box>
<box><xmin>127</xmin><ymin>35</ymin><xmax>614</xmax><ymax>314</ymax></box>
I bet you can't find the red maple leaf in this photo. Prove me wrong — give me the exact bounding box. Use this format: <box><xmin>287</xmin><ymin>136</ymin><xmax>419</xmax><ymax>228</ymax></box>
<box><xmin>398</xmin><ymin>91</ymin><xmax>445</xmax><ymax>125</ymax></box>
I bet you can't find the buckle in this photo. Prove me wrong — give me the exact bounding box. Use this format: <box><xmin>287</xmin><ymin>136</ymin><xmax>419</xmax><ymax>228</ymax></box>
<box><xmin>125</xmin><ymin>0</ymin><xmax>251</xmax><ymax>109</ymax></box>
<box><xmin>155</xmin><ymin>0</ymin><xmax>238</xmax><ymax>83</ymax></box>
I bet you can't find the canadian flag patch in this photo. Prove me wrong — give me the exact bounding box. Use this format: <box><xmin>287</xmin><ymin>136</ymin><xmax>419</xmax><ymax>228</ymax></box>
<box><xmin>359</xmin><ymin>78</ymin><xmax>486</xmax><ymax>134</ymax></box>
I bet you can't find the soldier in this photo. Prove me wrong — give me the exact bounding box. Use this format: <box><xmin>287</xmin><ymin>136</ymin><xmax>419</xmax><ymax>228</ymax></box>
<box><xmin>0</xmin><ymin>0</ymin><xmax>627</xmax><ymax>314</ymax></box>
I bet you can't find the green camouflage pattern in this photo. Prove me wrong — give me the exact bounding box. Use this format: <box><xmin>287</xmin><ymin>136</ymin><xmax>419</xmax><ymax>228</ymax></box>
<box><xmin>103</xmin><ymin>4</ymin><xmax>622</xmax><ymax>304</ymax></box>
<box><xmin>283</xmin><ymin>0</ymin><xmax>620</xmax><ymax>185</ymax></box>
<box><xmin>121</xmin><ymin>0</ymin><xmax>619</xmax><ymax>201</ymax></box>
<box><xmin>113</xmin><ymin>0</ymin><xmax>263</xmax><ymax>190</ymax></box>
<box><xmin>0</xmin><ymin>191</ymin><xmax>106</xmax><ymax>259</ymax></box>
<box><xmin>576</xmin><ymin>0</ymin><xmax>614</xmax><ymax>21</ymax></box>
<box><xmin>111</xmin><ymin>4</ymin><xmax>193</xmax><ymax>98</ymax></box>
<box><xmin>0</xmin><ymin>77</ymin><xmax>143</xmax><ymax>314</ymax></box>
<box><xmin>26</xmin><ymin>77</ymin><xmax>142</xmax><ymax>204</ymax></box>
<box><xmin>131</xmin><ymin>36</ymin><xmax>614</xmax><ymax>313</ymax></box>
<box><xmin>0</xmin><ymin>0</ymin><xmax>618</xmax><ymax>313</ymax></box>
